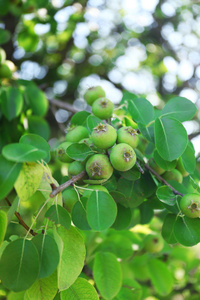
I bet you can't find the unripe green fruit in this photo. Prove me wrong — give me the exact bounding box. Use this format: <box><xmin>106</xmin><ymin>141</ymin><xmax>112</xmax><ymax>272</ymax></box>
<box><xmin>91</xmin><ymin>123</ymin><xmax>117</xmax><ymax>149</ymax></box>
<box><xmin>66</xmin><ymin>126</ymin><xmax>89</xmax><ymax>143</ymax></box>
<box><xmin>148</xmin><ymin>158</ymin><xmax>165</xmax><ymax>175</ymax></box>
<box><xmin>110</xmin><ymin>143</ymin><xmax>136</xmax><ymax>171</ymax></box>
<box><xmin>86</xmin><ymin>154</ymin><xmax>113</xmax><ymax>180</ymax></box>
<box><xmin>68</xmin><ymin>161</ymin><xmax>85</xmax><ymax>177</ymax></box>
<box><xmin>144</xmin><ymin>234</ymin><xmax>164</xmax><ymax>253</ymax></box>
<box><xmin>163</xmin><ymin>169</ymin><xmax>183</xmax><ymax>184</ymax></box>
<box><xmin>180</xmin><ymin>193</ymin><xmax>200</xmax><ymax>218</ymax></box>
<box><xmin>0</xmin><ymin>63</ymin><xmax>12</xmax><ymax>78</ymax></box>
<box><xmin>57</xmin><ymin>141</ymin><xmax>73</xmax><ymax>163</ymax></box>
<box><xmin>84</xmin><ymin>86</ymin><xmax>106</xmax><ymax>106</ymax></box>
<box><xmin>92</xmin><ymin>97</ymin><xmax>114</xmax><ymax>119</ymax></box>
<box><xmin>83</xmin><ymin>185</ymin><xmax>108</xmax><ymax>198</ymax></box>
<box><xmin>176</xmin><ymin>158</ymin><xmax>189</xmax><ymax>177</ymax></box>
<box><xmin>117</xmin><ymin>126</ymin><xmax>139</xmax><ymax>149</ymax></box>
<box><xmin>63</xmin><ymin>188</ymin><xmax>79</xmax><ymax>213</ymax></box>
<box><xmin>0</xmin><ymin>48</ymin><xmax>6</xmax><ymax>64</ymax></box>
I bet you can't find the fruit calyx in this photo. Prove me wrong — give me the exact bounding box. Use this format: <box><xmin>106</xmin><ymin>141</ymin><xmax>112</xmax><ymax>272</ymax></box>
<box><xmin>188</xmin><ymin>201</ymin><xmax>200</xmax><ymax>213</ymax></box>
<box><xmin>90</xmin><ymin>162</ymin><xmax>103</xmax><ymax>177</ymax></box>
<box><xmin>125</xmin><ymin>127</ymin><xmax>138</xmax><ymax>136</ymax></box>
<box><xmin>94</xmin><ymin>123</ymin><xmax>107</xmax><ymax>133</ymax></box>
<box><xmin>99</xmin><ymin>99</ymin><xmax>109</xmax><ymax>108</ymax></box>
<box><xmin>123</xmin><ymin>149</ymin><xmax>133</xmax><ymax>162</ymax></box>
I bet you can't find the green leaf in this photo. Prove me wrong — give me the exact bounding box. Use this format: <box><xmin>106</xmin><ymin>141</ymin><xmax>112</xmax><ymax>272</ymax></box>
<box><xmin>128</xmin><ymin>98</ymin><xmax>154</xmax><ymax>125</ymax></box>
<box><xmin>153</xmin><ymin>150</ymin><xmax>177</xmax><ymax>171</ymax></box>
<box><xmin>71</xmin><ymin>111</ymin><xmax>90</xmax><ymax>126</ymax></box>
<box><xmin>156</xmin><ymin>186</ymin><xmax>177</xmax><ymax>206</ymax></box>
<box><xmin>138</xmin><ymin>122</ymin><xmax>154</xmax><ymax>143</ymax></box>
<box><xmin>139</xmin><ymin>201</ymin><xmax>154</xmax><ymax>224</ymax></box>
<box><xmin>7</xmin><ymin>197</ymin><xmax>20</xmax><ymax>224</ymax></box>
<box><xmin>27</xmin><ymin>116</ymin><xmax>50</xmax><ymax>140</ymax></box>
<box><xmin>110</xmin><ymin>191</ymin><xmax>129</xmax><ymax>208</ymax></box>
<box><xmin>87</xmin><ymin>115</ymin><xmax>102</xmax><ymax>132</ymax></box>
<box><xmin>32</xmin><ymin>235</ymin><xmax>59</xmax><ymax>279</ymax></box>
<box><xmin>162</xmin><ymin>214</ymin><xmax>177</xmax><ymax>244</ymax></box>
<box><xmin>0</xmin><ymin>239</ymin><xmax>39</xmax><ymax>292</ymax></box>
<box><xmin>174</xmin><ymin>216</ymin><xmax>200</xmax><ymax>246</ymax></box>
<box><xmin>181</xmin><ymin>141</ymin><xmax>196</xmax><ymax>174</ymax></box>
<box><xmin>20</xmin><ymin>134</ymin><xmax>51</xmax><ymax>163</ymax></box>
<box><xmin>0</xmin><ymin>28</ymin><xmax>11</xmax><ymax>45</ymax></box>
<box><xmin>120</xmin><ymin>91</ymin><xmax>137</xmax><ymax>104</ymax></box>
<box><xmin>147</xmin><ymin>259</ymin><xmax>173</xmax><ymax>296</ymax></box>
<box><xmin>83</xmin><ymin>178</ymin><xmax>108</xmax><ymax>184</ymax></box>
<box><xmin>72</xmin><ymin>199</ymin><xmax>91</xmax><ymax>230</ymax></box>
<box><xmin>2</xmin><ymin>143</ymin><xmax>46</xmax><ymax>162</ymax></box>
<box><xmin>67</xmin><ymin>143</ymin><xmax>93</xmax><ymax>161</ymax></box>
<box><xmin>25</xmin><ymin>83</ymin><xmax>48</xmax><ymax>116</ymax></box>
<box><xmin>93</xmin><ymin>252</ymin><xmax>122</xmax><ymax>299</ymax></box>
<box><xmin>0</xmin><ymin>210</ymin><xmax>7</xmax><ymax>245</ymax></box>
<box><xmin>119</xmin><ymin>167</ymin><xmax>141</xmax><ymax>181</ymax></box>
<box><xmin>99</xmin><ymin>235</ymin><xmax>133</xmax><ymax>259</ymax></box>
<box><xmin>56</xmin><ymin>226</ymin><xmax>86</xmax><ymax>291</ymax></box>
<box><xmin>18</xmin><ymin>21</ymin><xmax>39</xmax><ymax>52</ymax></box>
<box><xmin>1</xmin><ymin>87</ymin><xmax>23</xmax><ymax>120</ymax></box>
<box><xmin>60</xmin><ymin>278</ymin><xmax>99</xmax><ymax>300</ymax></box>
<box><xmin>114</xmin><ymin>279</ymin><xmax>142</xmax><ymax>300</ymax></box>
<box><xmin>14</xmin><ymin>162</ymin><xmax>43</xmax><ymax>201</ymax></box>
<box><xmin>162</xmin><ymin>97</ymin><xmax>197</xmax><ymax>122</ymax></box>
<box><xmin>0</xmin><ymin>155</ymin><xmax>22</xmax><ymax>201</ymax></box>
<box><xmin>45</xmin><ymin>205</ymin><xmax>71</xmax><ymax>229</ymax></box>
<box><xmin>24</xmin><ymin>270</ymin><xmax>58</xmax><ymax>300</ymax></box>
<box><xmin>86</xmin><ymin>191</ymin><xmax>117</xmax><ymax>231</ymax></box>
<box><xmin>154</xmin><ymin>117</ymin><xmax>188</xmax><ymax>161</ymax></box>
<box><xmin>112</xmin><ymin>204</ymin><xmax>132</xmax><ymax>230</ymax></box>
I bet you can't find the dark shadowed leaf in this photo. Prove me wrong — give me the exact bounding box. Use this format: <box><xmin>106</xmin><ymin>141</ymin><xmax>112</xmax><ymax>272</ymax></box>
<box><xmin>45</xmin><ymin>205</ymin><xmax>71</xmax><ymax>229</ymax></box>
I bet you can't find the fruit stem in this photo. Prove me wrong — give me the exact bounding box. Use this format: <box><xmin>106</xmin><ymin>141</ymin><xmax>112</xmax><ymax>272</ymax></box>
<box><xmin>50</xmin><ymin>170</ymin><xmax>86</xmax><ymax>197</ymax></box>
<box><xmin>144</xmin><ymin>163</ymin><xmax>184</xmax><ymax>197</ymax></box>
<box><xmin>136</xmin><ymin>160</ymin><xmax>145</xmax><ymax>174</ymax></box>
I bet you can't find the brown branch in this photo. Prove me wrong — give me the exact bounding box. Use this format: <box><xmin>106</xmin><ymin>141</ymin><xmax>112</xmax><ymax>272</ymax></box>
<box><xmin>50</xmin><ymin>170</ymin><xmax>86</xmax><ymax>198</ymax></box>
<box><xmin>188</xmin><ymin>131</ymin><xmax>200</xmax><ymax>140</ymax></box>
<box><xmin>144</xmin><ymin>164</ymin><xmax>184</xmax><ymax>197</ymax></box>
<box><xmin>136</xmin><ymin>160</ymin><xmax>145</xmax><ymax>174</ymax></box>
<box><xmin>5</xmin><ymin>198</ymin><xmax>37</xmax><ymax>236</ymax></box>
<box><xmin>47</xmin><ymin>97</ymin><xmax>80</xmax><ymax>114</ymax></box>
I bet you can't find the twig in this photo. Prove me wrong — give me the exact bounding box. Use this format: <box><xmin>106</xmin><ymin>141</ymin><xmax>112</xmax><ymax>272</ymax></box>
<box><xmin>188</xmin><ymin>131</ymin><xmax>200</xmax><ymax>140</ymax></box>
<box><xmin>144</xmin><ymin>164</ymin><xmax>184</xmax><ymax>196</ymax></box>
<box><xmin>50</xmin><ymin>170</ymin><xmax>86</xmax><ymax>198</ymax></box>
<box><xmin>136</xmin><ymin>160</ymin><xmax>145</xmax><ymax>174</ymax></box>
<box><xmin>5</xmin><ymin>198</ymin><xmax>37</xmax><ymax>236</ymax></box>
<box><xmin>47</xmin><ymin>97</ymin><xmax>80</xmax><ymax>114</ymax></box>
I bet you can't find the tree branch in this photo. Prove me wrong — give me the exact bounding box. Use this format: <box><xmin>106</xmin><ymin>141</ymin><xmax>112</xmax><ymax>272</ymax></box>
<box><xmin>5</xmin><ymin>198</ymin><xmax>37</xmax><ymax>236</ymax></box>
<box><xmin>50</xmin><ymin>170</ymin><xmax>86</xmax><ymax>198</ymax></box>
<box><xmin>144</xmin><ymin>164</ymin><xmax>184</xmax><ymax>196</ymax></box>
<box><xmin>47</xmin><ymin>97</ymin><xmax>80</xmax><ymax>114</ymax></box>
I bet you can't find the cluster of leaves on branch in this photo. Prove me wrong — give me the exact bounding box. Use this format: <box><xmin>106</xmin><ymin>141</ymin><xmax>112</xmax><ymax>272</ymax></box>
<box><xmin>0</xmin><ymin>82</ymin><xmax>200</xmax><ymax>299</ymax></box>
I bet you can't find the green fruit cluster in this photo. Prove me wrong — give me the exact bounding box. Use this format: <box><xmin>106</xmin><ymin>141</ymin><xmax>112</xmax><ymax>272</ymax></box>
<box><xmin>0</xmin><ymin>48</ymin><xmax>16</xmax><ymax>79</ymax></box>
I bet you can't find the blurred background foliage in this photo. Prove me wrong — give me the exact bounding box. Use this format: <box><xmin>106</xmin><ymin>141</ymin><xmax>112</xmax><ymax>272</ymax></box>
<box><xmin>1</xmin><ymin>0</ymin><xmax>200</xmax><ymax>153</ymax></box>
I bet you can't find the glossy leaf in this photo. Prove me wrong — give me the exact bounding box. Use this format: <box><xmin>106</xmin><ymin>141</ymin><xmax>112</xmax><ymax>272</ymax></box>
<box><xmin>128</xmin><ymin>98</ymin><xmax>154</xmax><ymax>125</ymax></box>
<box><xmin>138</xmin><ymin>122</ymin><xmax>154</xmax><ymax>143</ymax></box>
<box><xmin>1</xmin><ymin>87</ymin><xmax>23</xmax><ymax>121</ymax></box>
<box><xmin>114</xmin><ymin>279</ymin><xmax>142</xmax><ymax>300</ymax></box>
<box><xmin>162</xmin><ymin>214</ymin><xmax>177</xmax><ymax>244</ymax></box>
<box><xmin>155</xmin><ymin>117</ymin><xmax>188</xmax><ymax>161</ymax></box>
<box><xmin>162</xmin><ymin>97</ymin><xmax>197</xmax><ymax>122</ymax></box>
<box><xmin>174</xmin><ymin>216</ymin><xmax>200</xmax><ymax>246</ymax></box>
<box><xmin>86</xmin><ymin>191</ymin><xmax>117</xmax><ymax>231</ymax></box>
<box><xmin>93</xmin><ymin>252</ymin><xmax>122</xmax><ymax>299</ymax></box>
<box><xmin>27</xmin><ymin>116</ymin><xmax>50</xmax><ymax>140</ymax></box>
<box><xmin>32</xmin><ymin>235</ymin><xmax>59</xmax><ymax>279</ymax></box>
<box><xmin>20</xmin><ymin>134</ymin><xmax>50</xmax><ymax>163</ymax></box>
<box><xmin>14</xmin><ymin>162</ymin><xmax>43</xmax><ymax>201</ymax></box>
<box><xmin>72</xmin><ymin>199</ymin><xmax>91</xmax><ymax>230</ymax></box>
<box><xmin>45</xmin><ymin>205</ymin><xmax>71</xmax><ymax>229</ymax></box>
<box><xmin>156</xmin><ymin>186</ymin><xmax>177</xmax><ymax>206</ymax></box>
<box><xmin>2</xmin><ymin>144</ymin><xmax>46</xmax><ymax>162</ymax></box>
<box><xmin>0</xmin><ymin>155</ymin><xmax>22</xmax><ymax>201</ymax></box>
<box><xmin>0</xmin><ymin>239</ymin><xmax>39</xmax><ymax>292</ymax></box>
<box><xmin>24</xmin><ymin>270</ymin><xmax>57</xmax><ymax>300</ymax></box>
<box><xmin>71</xmin><ymin>111</ymin><xmax>90</xmax><ymax>126</ymax></box>
<box><xmin>153</xmin><ymin>150</ymin><xmax>177</xmax><ymax>171</ymax></box>
<box><xmin>87</xmin><ymin>115</ymin><xmax>102</xmax><ymax>132</ymax></box>
<box><xmin>181</xmin><ymin>141</ymin><xmax>196</xmax><ymax>174</ymax></box>
<box><xmin>25</xmin><ymin>83</ymin><xmax>48</xmax><ymax>116</ymax></box>
<box><xmin>56</xmin><ymin>226</ymin><xmax>86</xmax><ymax>291</ymax></box>
<box><xmin>67</xmin><ymin>143</ymin><xmax>93</xmax><ymax>161</ymax></box>
<box><xmin>0</xmin><ymin>210</ymin><xmax>7</xmax><ymax>245</ymax></box>
<box><xmin>147</xmin><ymin>259</ymin><xmax>173</xmax><ymax>296</ymax></box>
<box><xmin>112</xmin><ymin>204</ymin><xmax>132</xmax><ymax>230</ymax></box>
<box><xmin>120</xmin><ymin>91</ymin><xmax>137</xmax><ymax>104</ymax></box>
<box><xmin>60</xmin><ymin>278</ymin><xmax>99</xmax><ymax>300</ymax></box>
